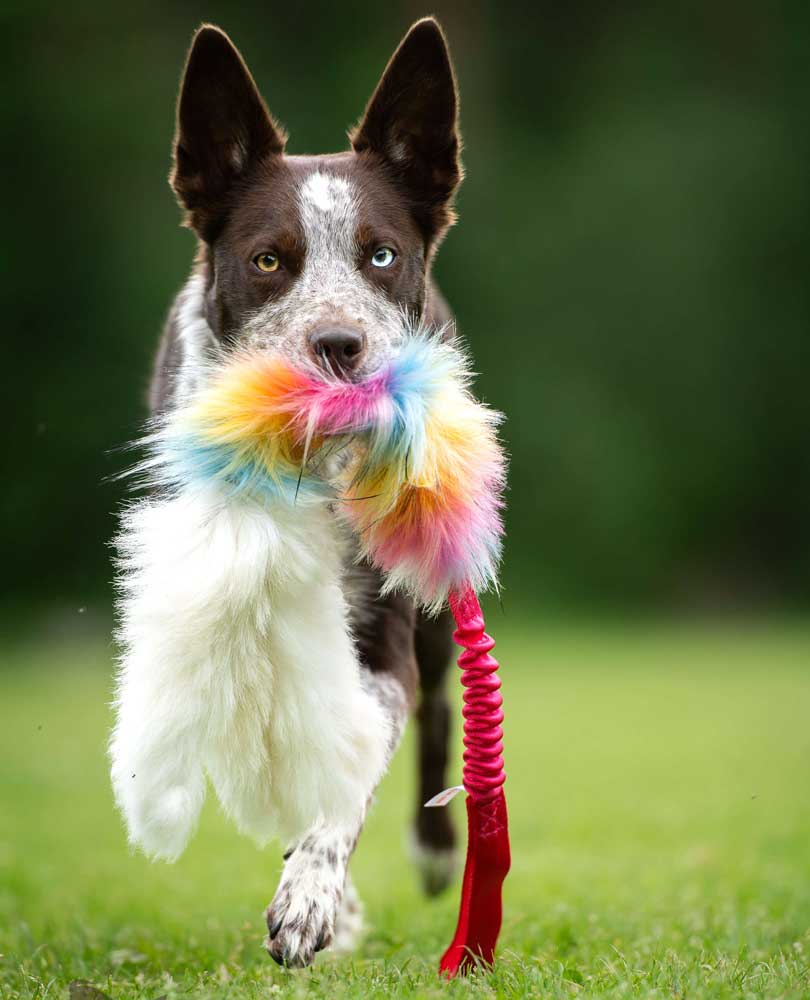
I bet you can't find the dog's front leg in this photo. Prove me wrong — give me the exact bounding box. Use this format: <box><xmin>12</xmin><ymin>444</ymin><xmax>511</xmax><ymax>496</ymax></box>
<box><xmin>265</xmin><ymin>639</ymin><xmax>415</xmax><ymax>967</ymax></box>
<box><xmin>265</xmin><ymin>816</ymin><xmax>364</xmax><ymax>967</ymax></box>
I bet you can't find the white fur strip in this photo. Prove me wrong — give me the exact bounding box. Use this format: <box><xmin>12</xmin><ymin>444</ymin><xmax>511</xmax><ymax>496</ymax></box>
<box><xmin>110</xmin><ymin>484</ymin><xmax>389</xmax><ymax>860</ymax></box>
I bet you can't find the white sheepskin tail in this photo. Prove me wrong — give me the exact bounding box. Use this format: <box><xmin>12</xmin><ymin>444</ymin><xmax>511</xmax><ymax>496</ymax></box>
<box><xmin>110</xmin><ymin>482</ymin><xmax>390</xmax><ymax>861</ymax></box>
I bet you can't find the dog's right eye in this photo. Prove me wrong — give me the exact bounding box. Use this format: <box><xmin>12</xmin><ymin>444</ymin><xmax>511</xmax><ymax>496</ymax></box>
<box><xmin>253</xmin><ymin>252</ymin><xmax>280</xmax><ymax>273</ymax></box>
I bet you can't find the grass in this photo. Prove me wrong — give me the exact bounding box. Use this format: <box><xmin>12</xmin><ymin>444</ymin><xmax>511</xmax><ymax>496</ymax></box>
<box><xmin>1</xmin><ymin>620</ymin><xmax>810</xmax><ymax>998</ymax></box>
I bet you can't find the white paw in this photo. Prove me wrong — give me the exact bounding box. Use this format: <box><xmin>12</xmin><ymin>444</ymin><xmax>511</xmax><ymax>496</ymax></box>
<box><xmin>264</xmin><ymin>839</ymin><xmax>348</xmax><ymax>967</ymax></box>
<box><xmin>409</xmin><ymin>831</ymin><xmax>459</xmax><ymax>896</ymax></box>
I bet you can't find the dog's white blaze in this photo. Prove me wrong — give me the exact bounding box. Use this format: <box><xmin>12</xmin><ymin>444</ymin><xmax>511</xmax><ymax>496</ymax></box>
<box><xmin>302</xmin><ymin>170</ymin><xmax>341</xmax><ymax>213</ymax></box>
<box><xmin>110</xmin><ymin>484</ymin><xmax>390</xmax><ymax>861</ymax></box>
<box><xmin>292</xmin><ymin>171</ymin><xmax>365</xmax><ymax>334</ymax></box>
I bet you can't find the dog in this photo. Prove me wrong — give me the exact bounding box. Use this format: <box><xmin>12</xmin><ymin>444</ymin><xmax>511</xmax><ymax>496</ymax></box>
<box><xmin>111</xmin><ymin>18</ymin><xmax>464</xmax><ymax>967</ymax></box>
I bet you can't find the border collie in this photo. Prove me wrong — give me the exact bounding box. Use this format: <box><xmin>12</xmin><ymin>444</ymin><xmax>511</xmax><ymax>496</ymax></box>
<box><xmin>111</xmin><ymin>18</ymin><xmax>463</xmax><ymax>967</ymax></box>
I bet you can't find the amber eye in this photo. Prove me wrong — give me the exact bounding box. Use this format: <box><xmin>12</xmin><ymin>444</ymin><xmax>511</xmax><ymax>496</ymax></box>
<box><xmin>253</xmin><ymin>252</ymin><xmax>280</xmax><ymax>273</ymax></box>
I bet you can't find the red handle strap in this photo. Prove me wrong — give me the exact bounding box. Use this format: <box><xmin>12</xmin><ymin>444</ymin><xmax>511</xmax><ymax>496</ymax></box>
<box><xmin>439</xmin><ymin>586</ymin><xmax>511</xmax><ymax>976</ymax></box>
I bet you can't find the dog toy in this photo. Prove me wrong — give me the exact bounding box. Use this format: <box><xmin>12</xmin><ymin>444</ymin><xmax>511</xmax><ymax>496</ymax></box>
<box><xmin>150</xmin><ymin>335</ymin><xmax>511</xmax><ymax>974</ymax></box>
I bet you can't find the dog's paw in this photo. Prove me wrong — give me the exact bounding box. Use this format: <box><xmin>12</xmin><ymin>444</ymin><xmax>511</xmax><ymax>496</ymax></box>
<box><xmin>331</xmin><ymin>874</ymin><xmax>365</xmax><ymax>954</ymax></box>
<box><xmin>264</xmin><ymin>850</ymin><xmax>344</xmax><ymax>967</ymax></box>
<box><xmin>409</xmin><ymin>830</ymin><xmax>459</xmax><ymax>896</ymax></box>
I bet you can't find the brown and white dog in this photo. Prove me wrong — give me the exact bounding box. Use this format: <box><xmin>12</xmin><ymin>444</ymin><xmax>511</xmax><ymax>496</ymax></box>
<box><xmin>111</xmin><ymin>19</ymin><xmax>463</xmax><ymax>967</ymax></box>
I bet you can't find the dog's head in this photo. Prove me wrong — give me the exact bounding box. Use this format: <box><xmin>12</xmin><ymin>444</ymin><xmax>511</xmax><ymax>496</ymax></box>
<box><xmin>171</xmin><ymin>19</ymin><xmax>462</xmax><ymax>380</ymax></box>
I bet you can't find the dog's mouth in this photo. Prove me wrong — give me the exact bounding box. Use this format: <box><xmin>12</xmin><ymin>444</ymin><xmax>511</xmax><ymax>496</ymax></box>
<box><xmin>312</xmin><ymin>350</ymin><xmax>363</xmax><ymax>382</ymax></box>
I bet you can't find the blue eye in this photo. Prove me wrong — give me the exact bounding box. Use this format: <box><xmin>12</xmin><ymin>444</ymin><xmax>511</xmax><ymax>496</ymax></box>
<box><xmin>371</xmin><ymin>246</ymin><xmax>396</xmax><ymax>268</ymax></box>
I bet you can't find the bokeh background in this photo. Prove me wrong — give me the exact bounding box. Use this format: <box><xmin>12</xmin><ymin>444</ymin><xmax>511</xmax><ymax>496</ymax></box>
<box><xmin>4</xmin><ymin>0</ymin><xmax>810</xmax><ymax>628</ymax></box>
<box><xmin>3</xmin><ymin>4</ymin><xmax>810</xmax><ymax>997</ymax></box>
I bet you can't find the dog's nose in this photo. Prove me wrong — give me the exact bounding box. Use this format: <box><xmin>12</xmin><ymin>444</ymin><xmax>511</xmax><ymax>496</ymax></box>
<box><xmin>308</xmin><ymin>327</ymin><xmax>365</xmax><ymax>375</ymax></box>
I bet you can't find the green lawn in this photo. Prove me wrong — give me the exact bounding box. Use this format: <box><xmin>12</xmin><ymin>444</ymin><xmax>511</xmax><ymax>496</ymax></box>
<box><xmin>1</xmin><ymin>622</ymin><xmax>810</xmax><ymax>998</ymax></box>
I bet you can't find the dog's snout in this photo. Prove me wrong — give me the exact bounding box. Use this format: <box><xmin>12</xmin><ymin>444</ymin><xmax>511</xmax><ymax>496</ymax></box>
<box><xmin>308</xmin><ymin>327</ymin><xmax>365</xmax><ymax>375</ymax></box>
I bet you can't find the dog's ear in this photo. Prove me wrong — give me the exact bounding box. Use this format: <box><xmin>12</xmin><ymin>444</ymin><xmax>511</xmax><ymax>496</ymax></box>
<box><xmin>350</xmin><ymin>18</ymin><xmax>462</xmax><ymax>244</ymax></box>
<box><xmin>171</xmin><ymin>25</ymin><xmax>286</xmax><ymax>240</ymax></box>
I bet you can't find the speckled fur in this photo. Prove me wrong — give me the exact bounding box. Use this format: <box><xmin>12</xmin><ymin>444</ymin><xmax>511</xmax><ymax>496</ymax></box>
<box><xmin>265</xmin><ymin>820</ymin><xmax>365</xmax><ymax>966</ymax></box>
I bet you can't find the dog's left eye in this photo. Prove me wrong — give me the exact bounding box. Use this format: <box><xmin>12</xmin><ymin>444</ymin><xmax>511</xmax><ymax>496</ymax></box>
<box><xmin>371</xmin><ymin>246</ymin><xmax>396</xmax><ymax>268</ymax></box>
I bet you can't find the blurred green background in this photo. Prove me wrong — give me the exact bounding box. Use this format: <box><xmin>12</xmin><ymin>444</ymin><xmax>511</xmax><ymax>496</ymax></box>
<box><xmin>4</xmin><ymin>0</ymin><xmax>810</xmax><ymax>625</ymax></box>
<box><xmin>3</xmin><ymin>5</ymin><xmax>810</xmax><ymax>996</ymax></box>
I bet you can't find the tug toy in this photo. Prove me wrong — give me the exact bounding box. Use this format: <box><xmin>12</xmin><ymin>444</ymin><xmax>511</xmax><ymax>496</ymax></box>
<box><xmin>150</xmin><ymin>335</ymin><xmax>511</xmax><ymax>975</ymax></box>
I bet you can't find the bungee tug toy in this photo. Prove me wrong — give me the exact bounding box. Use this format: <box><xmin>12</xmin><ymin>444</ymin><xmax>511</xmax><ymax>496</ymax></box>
<box><xmin>137</xmin><ymin>334</ymin><xmax>510</xmax><ymax>975</ymax></box>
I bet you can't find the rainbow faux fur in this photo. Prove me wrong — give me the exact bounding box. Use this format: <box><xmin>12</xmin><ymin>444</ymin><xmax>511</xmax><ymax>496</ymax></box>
<box><xmin>146</xmin><ymin>336</ymin><xmax>506</xmax><ymax>611</ymax></box>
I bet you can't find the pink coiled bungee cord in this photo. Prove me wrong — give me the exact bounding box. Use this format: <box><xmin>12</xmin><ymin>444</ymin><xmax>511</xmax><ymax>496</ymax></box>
<box><xmin>438</xmin><ymin>586</ymin><xmax>510</xmax><ymax>975</ymax></box>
